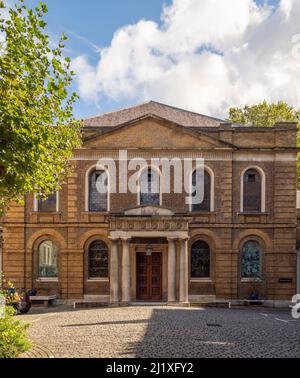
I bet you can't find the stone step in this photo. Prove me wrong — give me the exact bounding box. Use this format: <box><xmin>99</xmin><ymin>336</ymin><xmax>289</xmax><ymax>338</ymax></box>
<box><xmin>131</xmin><ymin>302</ymin><xmax>168</xmax><ymax>306</ymax></box>
<box><xmin>73</xmin><ymin>301</ymin><xmax>109</xmax><ymax>309</ymax></box>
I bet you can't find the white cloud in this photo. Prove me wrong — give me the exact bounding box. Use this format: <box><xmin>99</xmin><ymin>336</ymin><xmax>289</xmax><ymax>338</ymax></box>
<box><xmin>72</xmin><ymin>0</ymin><xmax>300</xmax><ymax>117</ymax></box>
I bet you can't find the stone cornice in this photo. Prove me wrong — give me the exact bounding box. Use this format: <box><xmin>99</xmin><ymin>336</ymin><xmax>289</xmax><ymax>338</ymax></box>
<box><xmin>71</xmin><ymin>149</ymin><xmax>296</xmax><ymax>162</ymax></box>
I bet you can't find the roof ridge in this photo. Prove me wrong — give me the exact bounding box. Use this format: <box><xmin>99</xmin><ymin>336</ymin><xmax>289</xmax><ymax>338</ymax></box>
<box><xmin>84</xmin><ymin>100</ymin><xmax>153</xmax><ymax>121</ymax></box>
<box><xmin>147</xmin><ymin>100</ymin><xmax>225</xmax><ymax>122</ymax></box>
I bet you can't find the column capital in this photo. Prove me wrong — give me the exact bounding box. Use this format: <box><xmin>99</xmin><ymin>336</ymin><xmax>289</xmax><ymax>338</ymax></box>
<box><xmin>167</xmin><ymin>237</ymin><xmax>178</xmax><ymax>242</ymax></box>
<box><xmin>108</xmin><ymin>236</ymin><xmax>120</xmax><ymax>242</ymax></box>
<box><xmin>179</xmin><ymin>237</ymin><xmax>190</xmax><ymax>242</ymax></box>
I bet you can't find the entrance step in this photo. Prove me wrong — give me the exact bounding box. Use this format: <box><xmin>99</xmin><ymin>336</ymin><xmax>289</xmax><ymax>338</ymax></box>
<box><xmin>73</xmin><ymin>301</ymin><xmax>109</xmax><ymax>309</ymax></box>
<box><xmin>131</xmin><ymin>302</ymin><xmax>168</xmax><ymax>306</ymax></box>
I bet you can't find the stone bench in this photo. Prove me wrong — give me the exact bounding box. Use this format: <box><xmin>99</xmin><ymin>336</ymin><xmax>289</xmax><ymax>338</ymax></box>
<box><xmin>30</xmin><ymin>295</ymin><xmax>57</xmax><ymax>307</ymax></box>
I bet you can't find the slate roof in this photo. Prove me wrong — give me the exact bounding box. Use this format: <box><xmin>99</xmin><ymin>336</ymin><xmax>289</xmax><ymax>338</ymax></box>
<box><xmin>84</xmin><ymin>101</ymin><xmax>225</xmax><ymax>128</ymax></box>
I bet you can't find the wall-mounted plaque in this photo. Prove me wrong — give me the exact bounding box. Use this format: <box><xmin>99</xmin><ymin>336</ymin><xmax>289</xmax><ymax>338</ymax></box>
<box><xmin>278</xmin><ymin>278</ymin><xmax>293</xmax><ymax>283</ymax></box>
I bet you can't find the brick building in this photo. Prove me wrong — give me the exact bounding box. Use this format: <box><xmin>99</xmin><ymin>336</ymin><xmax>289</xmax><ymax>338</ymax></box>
<box><xmin>1</xmin><ymin>101</ymin><xmax>299</xmax><ymax>305</ymax></box>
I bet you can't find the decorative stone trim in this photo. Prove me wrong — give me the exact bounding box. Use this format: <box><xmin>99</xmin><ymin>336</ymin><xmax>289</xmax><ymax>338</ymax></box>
<box><xmin>109</xmin><ymin>216</ymin><xmax>191</xmax><ymax>233</ymax></box>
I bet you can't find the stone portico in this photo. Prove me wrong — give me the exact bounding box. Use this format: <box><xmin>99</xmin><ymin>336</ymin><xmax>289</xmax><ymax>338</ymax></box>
<box><xmin>108</xmin><ymin>206</ymin><xmax>190</xmax><ymax>305</ymax></box>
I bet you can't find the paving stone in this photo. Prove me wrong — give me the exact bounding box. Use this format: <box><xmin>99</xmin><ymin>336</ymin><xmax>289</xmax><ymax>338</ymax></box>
<box><xmin>19</xmin><ymin>306</ymin><xmax>300</xmax><ymax>358</ymax></box>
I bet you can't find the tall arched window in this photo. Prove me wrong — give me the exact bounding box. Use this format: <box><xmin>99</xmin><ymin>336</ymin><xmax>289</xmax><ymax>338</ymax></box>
<box><xmin>191</xmin><ymin>240</ymin><xmax>210</xmax><ymax>278</ymax></box>
<box><xmin>139</xmin><ymin>168</ymin><xmax>160</xmax><ymax>206</ymax></box>
<box><xmin>191</xmin><ymin>170</ymin><xmax>211</xmax><ymax>212</ymax></box>
<box><xmin>241</xmin><ymin>240</ymin><xmax>262</xmax><ymax>278</ymax></box>
<box><xmin>89</xmin><ymin>170</ymin><xmax>108</xmax><ymax>212</ymax></box>
<box><xmin>38</xmin><ymin>240</ymin><xmax>58</xmax><ymax>278</ymax></box>
<box><xmin>243</xmin><ymin>168</ymin><xmax>262</xmax><ymax>212</ymax></box>
<box><xmin>88</xmin><ymin>240</ymin><xmax>109</xmax><ymax>278</ymax></box>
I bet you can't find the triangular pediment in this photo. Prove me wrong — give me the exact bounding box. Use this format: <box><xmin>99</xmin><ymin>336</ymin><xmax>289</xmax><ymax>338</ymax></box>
<box><xmin>84</xmin><ymin>115</ymin><xmax>235</xmax><ymax>149</ymax></box>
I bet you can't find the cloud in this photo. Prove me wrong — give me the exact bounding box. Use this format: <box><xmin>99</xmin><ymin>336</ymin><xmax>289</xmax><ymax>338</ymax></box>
<box><xmin>72</xmin><ymin>0</ymin><xmax>300</xmax><ymax>117</ymax></box>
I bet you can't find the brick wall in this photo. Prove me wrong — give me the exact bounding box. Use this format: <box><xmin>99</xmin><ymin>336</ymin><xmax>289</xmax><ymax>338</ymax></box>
<box><xmin>1</xmin><ymin>117</ymin><xmax>298</xmax><ymax>300</ymax></box>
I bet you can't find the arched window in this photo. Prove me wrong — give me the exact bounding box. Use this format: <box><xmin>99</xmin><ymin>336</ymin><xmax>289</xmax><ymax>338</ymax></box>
<box><xmin>139</xmin><ymin>168</ymin><xmax>160</xmax><ymax>206</ymax></box>
<box><xmin>191</xmin><ymin>170</ymin><xmax>211</xmax><ymax>212</ymax></box>
<box><xmin>88</xmin><ymin>240</ymin><xmax>109</xmax><ymax>278</ymax></box>
<box><xmin>241</xmin><ymin>240</ymin><xmax>262</xmax><ymax>278</ymax></box>
<box><xmin>89</xmin><ymin>170</ymin><xmax>108</xmax><ymax>212</ymax></box>
<box><xmin>38</xmin><ymin>240</ymin><xmax>58</xmax><ymax>278</ymax></box>
<box><xmin>191</xmin><ymin>240</ymin><xmax>210</xmax><ymax>278</ymax></box>
<box><xmin>243</xmin><ymin>169</ymin><xmax>262</xmax><ymax>212</ymax></box>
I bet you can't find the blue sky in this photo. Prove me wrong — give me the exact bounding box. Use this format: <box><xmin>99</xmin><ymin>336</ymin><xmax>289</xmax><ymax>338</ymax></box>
<box><xmin>21</xmin><ymin>0</ymin><xmax>172</xmax><ymax>118</ymax></box>
<box><xmin>14</xmin><ymin>0</ymin><xmax>299</xmax><ymax>120</ymax></box>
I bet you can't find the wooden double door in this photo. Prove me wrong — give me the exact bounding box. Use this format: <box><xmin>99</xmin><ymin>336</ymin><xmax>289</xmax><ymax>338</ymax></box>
<box><xmin>136</xmin><ymin>252</ymin><xmax>162</xmax><ymax>301</ymax></box>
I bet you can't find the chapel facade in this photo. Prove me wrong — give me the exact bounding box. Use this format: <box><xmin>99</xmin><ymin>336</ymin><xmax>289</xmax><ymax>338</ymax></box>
<box><xmin>1</xmin><ymin>101</ymin><xmax>299</xmax><ymax>305</ymax></box>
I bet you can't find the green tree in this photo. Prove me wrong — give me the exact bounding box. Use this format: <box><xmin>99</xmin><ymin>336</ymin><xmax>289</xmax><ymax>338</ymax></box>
<box><xmin>0</xmin><ymin>275</ymin><xmax>31</xmax><ymax>358</ymax></box>
<box><xmin>228</xmin><ymin>100</ymin><xmax>300</xmax><ymax>187</ymax></box>
<box><xmin>228</xmin><ymin>100</ymin><xmax>300</xmax><ymax>127</ymax></box>
<box><xmin>0</xmin><ymin>0</ymin><xmax>82</xmax><ymax>213</ymax></box>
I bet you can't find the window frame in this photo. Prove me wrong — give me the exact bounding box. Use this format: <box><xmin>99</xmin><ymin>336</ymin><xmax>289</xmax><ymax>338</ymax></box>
<box><xmin>189</xmin><ymin>166</ymin><xmax>214</xmax><ymax>213</ymax></box>
<box><xmin>240</xmin><ymin>166</ymin><xmax>266</xmax><ymax>213</ymax></box>
<box><xmin>240</xmin><ymin>239</ymin><xmax>263</xmax><ymax>281</ymax></box>
<box><xmin>86</xmin><ymin>166</ymin><xmax>110</xmax><ymax>213</ymax></box>
<box><xmin>190</xmin><ymin>240</ymin><xmax>211</xmax><ymax>280</ymax></box>
<box><xmin>37</xmin><ymin>239</ymin><xmax>59</xmax><ymax>281</ymax></box>
<box><xmin>34</xmin><ymin>191</ymin><xmax>59</xmax><ymax>213</ymax></box>
<box><xmin>138</xmin><ymin>166</ymin><xmax>162</xmax><ymax>207</ymax></box>
<box><xmin>87</xmin><ymin>240</ymin><xmax>109</xmax><ymax>281</ymax></box>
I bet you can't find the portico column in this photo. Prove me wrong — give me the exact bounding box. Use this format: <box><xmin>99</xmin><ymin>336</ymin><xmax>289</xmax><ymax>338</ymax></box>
<box><xmin>167</xmin><ymin>238</ymin><xmax>177</xmax><ymax>303</ymax></box>
<box><xmin>121</xmin><ymin>238</ymin><xmax>131</xmax><ymax>304</ymax></box>
<box><xmin>179</xmin><ymin>238</ymin><xmax>189</xmax><ymax>303</ymax></box>
<box><xmin>109</xmin><ymin>238</ymin><xmax>120</xmax><ymax>305</ymax></box>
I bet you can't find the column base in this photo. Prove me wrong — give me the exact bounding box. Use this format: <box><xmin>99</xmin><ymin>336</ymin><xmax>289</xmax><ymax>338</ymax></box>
<box><xmin>178</xmin><ymin>302</ymin><xmax>190</xmax><ymax>307</ymax></box>
<box><xmin>120</xmin><ymin>301</ymin><xmax>130</xmax><ymax>307</ymax></box>
<box><xmin>109</xmin><ymin>302</ymin><xmax>120</xmax><ymax>307</ymax></box>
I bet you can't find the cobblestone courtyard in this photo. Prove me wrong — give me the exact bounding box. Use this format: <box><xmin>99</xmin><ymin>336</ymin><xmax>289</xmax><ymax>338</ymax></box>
<box><xmin>20</xmin><ymin>305</ymin><xmax>300</xmax><ymax>358</ymax></box>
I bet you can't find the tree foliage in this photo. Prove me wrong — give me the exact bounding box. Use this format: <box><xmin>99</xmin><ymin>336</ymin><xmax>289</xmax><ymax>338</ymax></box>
<box><xmin>228</xmin><ymin>100</ymin><xmax>300</xmax><ymax>127</ymax></box>
<box><xmin>0</xmin><ymin>274</ymin><xmax>31</xmax><ymax>358</ymax></box>
<box><xmin>0</xmin><ymin>0</ymin><xmax>82</xmax><ymax>213</ymax></box>
<box><xmin>228</xmin><ymin>100</ymin><xmax>300</xmax><ymax>187</ymax></box>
